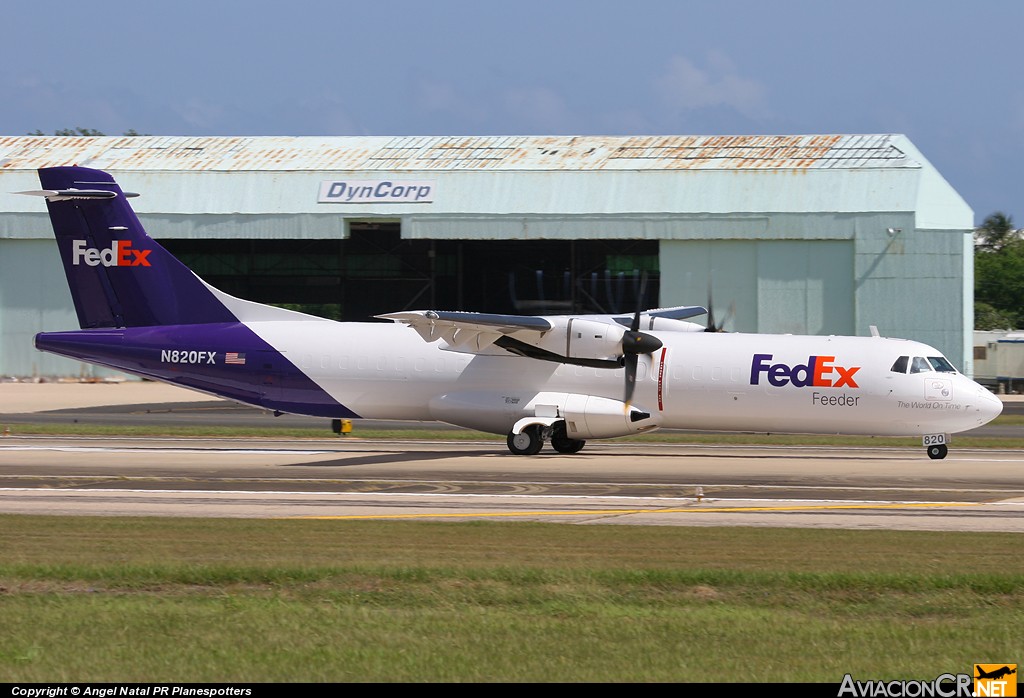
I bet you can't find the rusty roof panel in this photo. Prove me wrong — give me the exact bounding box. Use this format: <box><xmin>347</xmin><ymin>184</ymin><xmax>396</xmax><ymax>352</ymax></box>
<box><xmin>0</xmin><ymin>134</ymin><xmax>917</xmax><ymax>173</ymax></box>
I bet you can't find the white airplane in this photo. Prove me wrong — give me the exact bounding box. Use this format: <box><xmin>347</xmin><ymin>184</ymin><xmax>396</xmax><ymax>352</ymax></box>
<box><xmin>20</xmin><ymin>166</ymin><xmax>1002</xmax><ymax>459</ymax></box>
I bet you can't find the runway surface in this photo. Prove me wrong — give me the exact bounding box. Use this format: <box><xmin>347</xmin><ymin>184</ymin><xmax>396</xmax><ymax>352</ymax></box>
<box><xmin>2</xmin><ymin>435</ymin><xmax>1023</xmax><ymax>531</ymax></box>
<box><xmin>4</xmin><ymin>391</ymin><xmax>1024</xmax><ymax>434</ymax></box>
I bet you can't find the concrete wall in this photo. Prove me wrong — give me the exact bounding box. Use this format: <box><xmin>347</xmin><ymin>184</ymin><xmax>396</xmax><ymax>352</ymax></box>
<box><xmin>660</xmin><ymin>239</ymin><xmax>855</xmax><ymax>336</ymax></box>
<box><xmin>0</xmin><ymin>239</ymin><xmax>119</xmax><ymax>378</ymax></box>
<box><xmin>659</xmin><ymin>212</ymin><xmax>969</xmax><ymax>371</ymax></box>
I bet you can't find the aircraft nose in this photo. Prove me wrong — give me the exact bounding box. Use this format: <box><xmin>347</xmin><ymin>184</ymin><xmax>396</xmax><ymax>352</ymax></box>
<box><xmin>976</xmin><ymin>386</ymin><xmax>1003</xmax><ymax>425</ymax></box>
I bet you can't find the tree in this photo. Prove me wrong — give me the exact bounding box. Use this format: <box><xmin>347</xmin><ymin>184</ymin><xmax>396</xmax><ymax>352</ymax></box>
<box><xmin>975</xmin><ymin>212</ymin><xmax>1018</xmax><ymax>252</ymax></box>
<box><xmin>975</xmin><ymin>212</ymin><xmax>1024</xmax><ymax>329</ymax></box>
<box><xmin>975</xmin><ymin>301</ymin><xmax>1017</xmax><ymax>331</ymax></box>
<box><xmin>27</xmin><ymin>128</ymin><xmax>149</xmax><ymax>136</ymax></box>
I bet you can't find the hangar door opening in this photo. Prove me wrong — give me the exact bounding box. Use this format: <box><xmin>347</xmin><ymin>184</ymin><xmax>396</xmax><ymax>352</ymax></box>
<box><xmin>660</xmin><ymin>239</ymin><xmax>855</xmax><ymax>335</ymax></box>
<box><xmin>162</xmin><ymin>231</ymin><xmax>659</xmax><ymax>321</ymax></box>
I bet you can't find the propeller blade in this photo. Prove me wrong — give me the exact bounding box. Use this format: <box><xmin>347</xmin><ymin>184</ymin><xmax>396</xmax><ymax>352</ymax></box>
<box><xmin>623</xmin><ymin>270</ymin><xmax>662</xmax><ymax>408</ymax></box>
<box><xmin>624</xmin><ymin>353</ymin><xmax>638</xmax><ymax>406</ymax></box>
<box><xmin>720</xmin><ymin>301</ymin><xmax>736</xmax><ymax>332</ymax></box>
<box><xmin>705</xmin><ymin>278</ymin><xmax>717</xmax><ymax>332</ymax></box>
<box><xmin>703</xmin><ymin>278</ymin><xmax>732</xmax><ymax>332</ymax></box>
<box><xmin>631</xmin><ymin>271</ymin><xmax>648</xmax><ymax>332</ymax></box>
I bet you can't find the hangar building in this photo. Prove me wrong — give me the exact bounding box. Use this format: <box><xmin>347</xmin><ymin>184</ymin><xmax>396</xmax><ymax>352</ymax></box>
<box><xmin>0</xmin><ymin>134</ymin><xmax>974</xmax><ymax>377</ymax></box>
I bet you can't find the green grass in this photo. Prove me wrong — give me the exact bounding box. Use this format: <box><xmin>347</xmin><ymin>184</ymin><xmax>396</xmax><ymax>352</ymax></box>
<box><xmin>0</xmin><ymin>516</ymin><xmax>1021</xmax><ymax>682</ymax></box>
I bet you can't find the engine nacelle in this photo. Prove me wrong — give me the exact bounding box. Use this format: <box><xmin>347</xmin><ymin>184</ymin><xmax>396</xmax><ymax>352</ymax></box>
<box><xmin>520</xmin><ymin>392</ymin><xmax>662</xmax><ymax>440</ymax></box>
<box><xmin>430</xmin><ymin>390</ymin><xmax>662</xmax><ymax>439</ymax></box>
<box><xmin>515</xmin><ymin>317</ymin><xmax>627</xmax><ymax>362</ymax></box>
<box><xmin>645</xmin><ymin>317</ymin><xmax>705</xmax><ymax>333</ymax></box>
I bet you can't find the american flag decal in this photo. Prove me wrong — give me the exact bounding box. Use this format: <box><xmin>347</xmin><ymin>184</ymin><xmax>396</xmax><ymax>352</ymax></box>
<box><xmin>225</xmin><ymin>352</ymin><xmax>247</xmax><ymax>365</ymax></box>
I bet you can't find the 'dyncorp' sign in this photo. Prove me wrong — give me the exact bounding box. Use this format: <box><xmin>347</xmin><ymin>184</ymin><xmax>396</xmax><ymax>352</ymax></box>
<box><xmin>318</xmin><ymin>180</ymin><xmax>435</xmax><ymax>204</ymax></box>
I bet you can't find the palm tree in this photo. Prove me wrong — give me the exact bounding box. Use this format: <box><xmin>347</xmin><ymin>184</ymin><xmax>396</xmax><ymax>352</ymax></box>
<box><xmin>976</xmin><ymin>212</ymin><xmax>1017</xmax><ymax>252</ymax></box>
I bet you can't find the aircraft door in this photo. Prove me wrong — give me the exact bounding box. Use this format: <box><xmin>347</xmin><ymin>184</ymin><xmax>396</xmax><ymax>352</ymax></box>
<box><xmin>255</xmin><ymin>350</ymin><xmax>287</xmax><ymax>408</ymax></box>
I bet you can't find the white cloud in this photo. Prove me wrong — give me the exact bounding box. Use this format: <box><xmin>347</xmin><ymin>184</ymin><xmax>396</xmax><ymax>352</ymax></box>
<box><xmin>175</xmin><ymin>98</ymin><xmax>228</xmax><ymax>131</ymax></box>
<box><xmin>413</xmin><ymin>79</ymin><xmax>489</xmax><ymax>124</ymax></box>
<box><xmin>412</xmin><ymin>80</ymin><xmax>576</xmax><ymax>133</ymax></box>
<box><xmin>500</xmin><ymin>87</ymin><xmax>574</xmax><ymax>133</ymax></box>
<box><xmin>293</xmin><ymin>92</ymin><xmax>363</xmax><ymax>135</ymax></box>
<box><xmin>654</xmin><ymin>52</ymin><xmax>767</xmax><ymax>117</ymax></box>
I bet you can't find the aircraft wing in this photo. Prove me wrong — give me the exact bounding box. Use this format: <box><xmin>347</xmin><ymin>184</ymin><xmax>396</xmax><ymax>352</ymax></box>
<box><xmin>376</xmin><ymin>310</ymin><xmax>554</xmax><ymax>351</ymax></box>
<box><xmin>378</xmin><ymin>306</ymin><xmax>704</xmax><ymax>365</ymax></box>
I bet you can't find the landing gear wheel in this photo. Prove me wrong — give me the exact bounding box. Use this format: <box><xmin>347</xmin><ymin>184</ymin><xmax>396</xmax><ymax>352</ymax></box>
<box><xmin>507</xmin><ymin>425</ymin><xmax>544</xmax><ymax>456</ymax></box>
<box><xmin>550</xmin><ymin>436</ymin><xmax>586</xmax><ymax>454</ymax></box>
<box><xmin>927</xmin><ymin>443</ymin><xmax>948</xmax><ymax>460</ymax></box>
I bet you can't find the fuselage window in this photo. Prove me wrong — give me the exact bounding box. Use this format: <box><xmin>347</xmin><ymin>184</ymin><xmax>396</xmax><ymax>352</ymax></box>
<box><xmin>927</xmin><ymin>356</ymin><xmax>957</xmax><ymax>373</ymax></box>
<box><xmin>910</xmin><ymin>356</ymin><xmax>931</xmax><ymax>374</ymax></box>
<box><xmin>891</xmin><ymin>356</ymin><xmax>909</xmax><ymax>374</ymax></box>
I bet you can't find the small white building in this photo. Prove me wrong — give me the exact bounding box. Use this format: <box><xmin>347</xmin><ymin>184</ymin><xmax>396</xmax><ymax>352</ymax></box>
<box><xmin>974</xmin><ymin>330</ymin><xmax>1024</xmax><ymax>392</ymax></box>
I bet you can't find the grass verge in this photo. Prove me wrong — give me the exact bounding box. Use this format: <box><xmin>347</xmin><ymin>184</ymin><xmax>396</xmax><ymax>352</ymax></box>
<box><xmin>0</xmin><ymin>515</ymin><xmax>1021</xmax><ymax>682</ymax></box>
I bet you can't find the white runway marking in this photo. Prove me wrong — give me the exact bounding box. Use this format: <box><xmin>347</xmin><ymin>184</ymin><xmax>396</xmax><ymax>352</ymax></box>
<box><xmin>0</xmin><ymin>445</ymin><xmax>335</xmax><ymax>455</ymax></box>
<box><xmin>0</xmin><ymin>486</ymin><xmax>980</xmax><ymax>505</ymax></box>
<box><xmin>3</xmin><ymin>441</ymin><xmax>1022</xmax><ymax>462</ymax></box>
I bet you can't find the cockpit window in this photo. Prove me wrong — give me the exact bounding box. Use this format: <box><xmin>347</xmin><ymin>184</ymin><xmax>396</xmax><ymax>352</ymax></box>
<box><xmin>910</xmin><ymin>356</ymin><xmax>931</xmax><ymax>374</ymax></box>
<box><xmin>892</xmin><ymin>355</ymin><xmax>958</xmax><ymax>375</ymax></box>
<box><xmin>927</xmin><ymin>356</ymin><xmax>957</xmax><ymax>373</ymax></box>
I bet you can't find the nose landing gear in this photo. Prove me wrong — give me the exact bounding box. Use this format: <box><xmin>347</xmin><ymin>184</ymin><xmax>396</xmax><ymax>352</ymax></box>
<box><xmin>924</xmin><ymin>434</ymin><xmax>949</xmax><ymax>460</ymax></box>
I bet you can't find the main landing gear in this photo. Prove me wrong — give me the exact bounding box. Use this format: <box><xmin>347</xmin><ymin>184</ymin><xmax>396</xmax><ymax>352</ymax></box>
<box><xmin>506</xmin><ymin>423</ymin><xmax>586</xmax><ymax>456</ymax></box>
<box><xmin>507</xmin><ymin>425</ymin><xmax>543</xmax><ymax>455</ymax></box>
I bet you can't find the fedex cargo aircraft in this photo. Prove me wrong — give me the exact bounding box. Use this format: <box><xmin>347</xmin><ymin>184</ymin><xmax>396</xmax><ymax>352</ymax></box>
<box><xmin>20</xmin><ymin>166</ymin><xmax>1002</xmax><ymax>458</ymax></box>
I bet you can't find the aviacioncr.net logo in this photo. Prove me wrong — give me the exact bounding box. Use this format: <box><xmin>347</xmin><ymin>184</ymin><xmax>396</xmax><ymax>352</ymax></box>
<box><xmin>974</xmin><ymin>664</ymin><xmax>1017</xmax><ymax>697</ymax></box>
<box><xmin>838</xmin><ymin>673</ymin><xmax>973</xmax><ymax>697</ymax></box>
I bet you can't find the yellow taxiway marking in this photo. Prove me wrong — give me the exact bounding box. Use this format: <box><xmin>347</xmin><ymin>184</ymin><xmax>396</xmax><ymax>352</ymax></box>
<box><xmin>285</xmin><ymin>501</ymin><xmax>980</xmax><ymax>521</ymax></box>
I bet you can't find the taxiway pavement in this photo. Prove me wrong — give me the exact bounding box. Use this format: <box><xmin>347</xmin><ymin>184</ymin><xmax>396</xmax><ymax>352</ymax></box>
<box><xmin>2</xmin><ymin>381</ymin><xmax>1022</xmax><ymax>531</ymax></box>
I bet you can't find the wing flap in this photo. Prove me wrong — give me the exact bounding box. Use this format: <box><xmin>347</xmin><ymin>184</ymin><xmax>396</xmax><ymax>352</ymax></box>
<box><xmin>609</xmin><ymin>305</ymin><xmax>707</xmax><ymax>326</ymax></box>
<box><xmin>377</xmin><ymin>310</ymin><xmax>553</xmax><ymax>337</ymax></box>
<box><xmin>377</xmin><ymin>310</ymin><xmax>555</xmax><ymax>356</ymax></box>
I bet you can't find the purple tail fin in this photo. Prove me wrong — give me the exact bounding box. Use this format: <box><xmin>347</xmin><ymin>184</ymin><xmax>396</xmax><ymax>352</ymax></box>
<box><xmin>37</xmin><ymin>166</ymin><xmax>237</xmax><ymax>328</ymax></box>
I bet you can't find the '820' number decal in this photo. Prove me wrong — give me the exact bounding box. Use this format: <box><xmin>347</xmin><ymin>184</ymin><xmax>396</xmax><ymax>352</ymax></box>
<box><xmin>923</xmin><ymin>434</ymin><xmax>947</xmax><ymax>446</ymax></box>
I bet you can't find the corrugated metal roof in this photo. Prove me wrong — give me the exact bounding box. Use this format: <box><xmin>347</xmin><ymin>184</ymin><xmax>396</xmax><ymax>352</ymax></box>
<box><xmin>0</xmin><ymin>134</ymin><xmax>916</xmax><ymax>172</ymax></box>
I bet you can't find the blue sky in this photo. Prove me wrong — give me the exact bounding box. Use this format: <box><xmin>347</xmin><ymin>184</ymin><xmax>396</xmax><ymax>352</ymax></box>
<box><xmin>2</xmin><ymin>0</ymin><xmax>1020</xmax><ymax>224</ymax></box>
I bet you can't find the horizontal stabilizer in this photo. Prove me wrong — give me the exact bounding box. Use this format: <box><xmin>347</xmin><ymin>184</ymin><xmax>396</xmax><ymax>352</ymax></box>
<box><xmin>16</xmin><ymin>189</ymin><xmax>139</xmax><ymax>201</ymax></box>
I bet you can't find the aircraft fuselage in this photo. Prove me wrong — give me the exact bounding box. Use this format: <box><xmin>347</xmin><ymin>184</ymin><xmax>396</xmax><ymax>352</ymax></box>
<box><xmin>36</xmin><ymin>319</ymin><xmax>1001</xmax><ymax>439</ymax></box>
